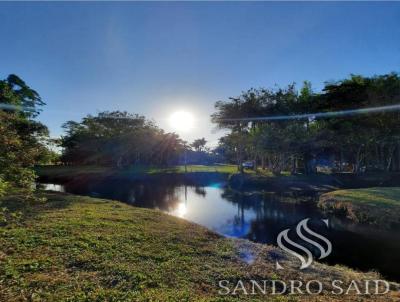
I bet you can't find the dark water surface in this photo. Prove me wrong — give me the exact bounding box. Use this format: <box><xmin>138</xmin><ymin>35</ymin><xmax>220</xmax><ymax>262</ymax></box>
<box><xmin>39</xmin><ymin>176</ymin><xmax>400</xmax><ymax>281</ymax></box>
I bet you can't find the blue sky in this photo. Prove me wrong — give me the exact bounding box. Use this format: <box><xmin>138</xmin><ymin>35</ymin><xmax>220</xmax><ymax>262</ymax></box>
<box><xmin>1</xmin><ymin>2</ymin><xmax>399</xmax><ymax>145</ymax></box>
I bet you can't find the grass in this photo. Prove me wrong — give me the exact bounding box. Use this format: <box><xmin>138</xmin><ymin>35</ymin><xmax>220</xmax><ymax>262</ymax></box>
<box><xmin>35</xmin><ymin>164</ymin><xmax>296</xmax><ymax>178</ymax></box>
<box><xmin>157</xmin><ymin>164</ymin><xmax>239</xmax><ymax>174</ymax></box>
<box><xmin>35</xmin><ymin>164</ymin><xmax>240</xmax><ymax>178</ymax></box>
<box><xmin>1</xmin><ymin>191</ymin><xmax>398</xmax><ymax>301</ymax></box>
<box><xmin>319</xmin><ymin>187</ymin><xmax>400</xmax><ymax>227</ymax></box>
<box><xmin>322</xmin><ymin>187</ymin><xmax>400</xmax><ymax>207</ymax></box>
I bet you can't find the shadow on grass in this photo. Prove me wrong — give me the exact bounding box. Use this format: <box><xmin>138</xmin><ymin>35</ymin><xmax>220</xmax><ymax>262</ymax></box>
<box><xmin>0</xmin><ymin>191</ymin><xmax>76</xmax><ymax>222</ymax></box>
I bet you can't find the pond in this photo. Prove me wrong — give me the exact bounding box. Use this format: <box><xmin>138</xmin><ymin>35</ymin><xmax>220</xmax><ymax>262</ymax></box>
<box><xmin>39</xmin><ymin>176</ymin><xmax>400</xmax><ymax>281</ymax></box>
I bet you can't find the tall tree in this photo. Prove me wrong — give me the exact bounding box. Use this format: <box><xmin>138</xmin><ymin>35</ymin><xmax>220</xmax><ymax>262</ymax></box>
<box><xmin>212</xmin><ymin>73</ymin><xmax>400</xmax><ymax>174</ymax></box>
<box><xmin>0</xmin><ymin>74</ymin><xmax>48</xmax><ymax>189</ymax></box>
<box><xmin>61</xmin><ymin>111</ymin><xmax>185</xmax><ymax>167</ymax></box>
<box><xmin>191</xmin><ymin>138</ymin><xmax>207</xmax><ymax>152</ymax></box>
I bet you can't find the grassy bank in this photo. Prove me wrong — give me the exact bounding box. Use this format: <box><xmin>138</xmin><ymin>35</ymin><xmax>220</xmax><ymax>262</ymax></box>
<box><xmin>1</xmin><ymin>192</ymin><xmax>398</xmax><ymax>301</ymax></box>
<box><xmin>229</xmin><ymin>173</ymin><xmax>341</xmax><ymax>192</ymax></box>
<box><xmin>35</xmin><ymin>165</ymin><xmax>294</xmax><ymax>182</ymax></box>
<box><xmin>35</xmin><ymin>164</ymin><xmax>239</xmax><ymax>178</ymax></box>
<box><xmin>35</xmin><ymin>165</ymin><xmax>339</xmax><ymax>192</ymax></box>
<box><xmin>319</xmin><ymin>187</ymin><xmax>400</xmax><ymax>227</ymax></box>
<box><xmin>36</xmin><ymin>165</ymin><xmax>400</xmax><ymax>193</ymax></box>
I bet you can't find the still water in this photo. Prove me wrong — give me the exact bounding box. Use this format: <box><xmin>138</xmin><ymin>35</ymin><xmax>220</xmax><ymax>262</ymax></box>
<box><xmin>40</xmin><ymin>176</ymin><xmax>400</xmax><ymax>281</ymax></box>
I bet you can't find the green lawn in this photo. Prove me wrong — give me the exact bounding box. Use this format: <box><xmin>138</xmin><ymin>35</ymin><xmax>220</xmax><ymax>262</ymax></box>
<box><xmin>0</xmin><ymin>192</ymin><xmax>390</xmax><ymax>301</ymax></box>
<box><xmin>319</xmin><ymin>187</ymin><xmax>400</xmax><ymax>226</ymax></box>
<box><xmin>35</xmin><ymin>164</ymin><xmax>297</xmax><ymax>183</ymax></box>
<box><xmin>320</xmin><ymin>187</ymin><xmax>400</xmax><ymax>207</ymax></box>
<box><xmin>152</xmin><ymin>164</ymin><xmax>239</xmax><ymax>174</ymax></box>
<box><xmin>35</xmin><ymin>164</ymin><xmax>240</xmax><ymax>178</ymax></box>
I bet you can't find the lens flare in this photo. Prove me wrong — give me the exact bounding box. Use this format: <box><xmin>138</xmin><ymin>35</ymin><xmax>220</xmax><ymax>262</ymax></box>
<box><xmin>219</xmin><ymin>103</ymin><xmax>400</xmax><ymax>122</ymax></box>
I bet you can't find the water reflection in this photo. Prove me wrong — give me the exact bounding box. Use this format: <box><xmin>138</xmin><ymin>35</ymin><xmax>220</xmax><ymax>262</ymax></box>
<box><xmin>39</xmin><ymin>177</ymin><xmax>400</xmax><ymax>281</ymax></box>
<box><xmin>41</xmin><ymin>183</ymin><xmax>65</xmax><ymax>192</ymax></box>
<box><xmin>173</xmin><ymin>202</ymin><xmax>187</xmax><ymax>218</ymax></box>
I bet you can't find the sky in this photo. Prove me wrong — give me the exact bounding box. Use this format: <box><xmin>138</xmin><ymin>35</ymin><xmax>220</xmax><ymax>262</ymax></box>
<box><xmin>1</xmin><ymin>2</ymin><xmax>399</xmax><ymax>146</ymax></box>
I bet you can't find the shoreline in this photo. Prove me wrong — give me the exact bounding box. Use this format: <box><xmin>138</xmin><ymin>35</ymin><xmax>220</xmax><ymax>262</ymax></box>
<box><xmin>36</xmin><ymin>165</ymin><xmax>400</xmax><ymax>193</ymax></box>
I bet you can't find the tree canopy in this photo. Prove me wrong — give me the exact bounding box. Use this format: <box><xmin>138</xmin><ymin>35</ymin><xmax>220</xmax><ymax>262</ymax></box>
<box><xmin>212</xmin><ymin>73</ymin><xmax>400</xmax><ymax>174</ymax></box>
<box><xmin>61</xmin><ymin>111</ymin><xmax>185</xmax><ymax>167</ymax></box>
<box><xmin>0</xmin><ymin>74</ymin><xmax>49</xmax><ymax>190</ymax></box>
<box><xmin>191</xmin><ymin>138</ymin><xmax>207</xmax><ymax>152</ymax></box>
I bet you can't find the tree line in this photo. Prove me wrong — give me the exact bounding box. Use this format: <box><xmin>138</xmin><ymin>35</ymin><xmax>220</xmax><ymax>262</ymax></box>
<box><xmin>2</xmin><ymin>72</ymin><xmax>400</xmax><ymax>194</ymax></box>
<box><xmin>61</xmin><ymin>117</ymin><xmax>216</xmax><ymax>167</ymax></box>
<box><xmin>60</xmin><ymin>111</ymin><xmax>185</xmax><ymax>167</ymax></box>
<box><xmin>212</xmin><ymin>73</ymin><xmax>400</xmax><ymax>175</ymax></box>
<box><xmin>0</xmin><ymin>74</ymin><xmax>190</xmax><ymax>194</ymax></box>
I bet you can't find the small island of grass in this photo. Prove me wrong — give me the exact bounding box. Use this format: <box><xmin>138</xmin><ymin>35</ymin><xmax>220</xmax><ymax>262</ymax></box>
<box><xmin>319</xmin><ymin>187</ymin><xmax>400</xmax><ymax>227</ymax></box>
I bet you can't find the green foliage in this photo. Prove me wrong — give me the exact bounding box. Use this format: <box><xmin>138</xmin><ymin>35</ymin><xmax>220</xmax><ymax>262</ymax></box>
<box><xmin>0</xmin><ymin>177</ymin><xmax>9</xmax><ymax>197</ymax></box>
<box><xmin>36</xmin><ymin>145</ymin><xmax>60</xmax><ymax>165</ymax></box>
<box><xmin>191</xmin><ymin>137</ymin><xmax>207</xmax><ymax>152</ymax></box>
<box><xmin>213</xmin><ymin>73</ymin><xmax>400</xmax><ymax>174</ymax></box>
<box><xmin>0</xmin><ymin>206</ymin><xmax>23</xmax><ymax>226</ymax></box>
<box><xmin>61</xmin><ymin>111</ymin><xmax>185</xmax><ymax>167</ymax></box>
<box><xmin>0</xmin><ymin>74</ymin><xmax>50</xmax><ymax>190</ymax></box>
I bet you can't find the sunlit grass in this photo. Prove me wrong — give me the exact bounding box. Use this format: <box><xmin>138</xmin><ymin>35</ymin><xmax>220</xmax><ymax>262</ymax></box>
<box><xmin>36</xmin><ymin>164</ymin><xmax>251</xmax><ymax>177</ymax></box>
<box><xmin>323</xmin><ymin>187</ymin><xmax>400</xmax><ymax>207</ymax></box>
<box><xmin>148</xmin><ymin>164</ymin><xmax>239</xmax><ymax>174</ymax></box>
<box><xmin>0</xmin><ymin>191</ymin><xmax>388</xmax><ymax>301</ymax></box>
<box><xmin>36</xmin><ymin>164</ymin><xmax>294</xmax><ymax>177</ymax></box>
<box><xmin>319</xmin><ymin>187</ymin><xmax>400</xmax><ymax>227</ymax></box>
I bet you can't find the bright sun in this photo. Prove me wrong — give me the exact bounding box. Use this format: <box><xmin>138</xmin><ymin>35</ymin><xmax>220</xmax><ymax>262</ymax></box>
<box><xmin>168</xmin><ymin>111</ymin><xmax>194</xmax><ymax>132</ymax></box>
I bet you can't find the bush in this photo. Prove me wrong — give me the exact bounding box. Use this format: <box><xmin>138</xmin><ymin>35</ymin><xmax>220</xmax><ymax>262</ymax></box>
<box><xmin>0</xmin><ymin>177</ymin><xmax>10</xmax><ymax>197</ymax></box>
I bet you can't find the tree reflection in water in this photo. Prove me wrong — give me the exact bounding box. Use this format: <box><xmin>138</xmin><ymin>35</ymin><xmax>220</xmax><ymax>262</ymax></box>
<box><xmin>41</xmin><ymin>175</ymin><xmax>400</xmax><ymax>281</ymax></box>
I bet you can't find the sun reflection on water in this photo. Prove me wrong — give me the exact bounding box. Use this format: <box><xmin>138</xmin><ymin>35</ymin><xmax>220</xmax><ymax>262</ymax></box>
<box><xmin>175</xmin><ymin>202</ymin><xmax>187</xmax><ymax>218</ymax></box>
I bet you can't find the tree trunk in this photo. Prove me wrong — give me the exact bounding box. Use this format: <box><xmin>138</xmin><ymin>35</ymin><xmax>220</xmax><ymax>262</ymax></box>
<box><xmin>354</xmin><ymin>146</ymin><xmax>364</xmax><ymax>173</ymax></box>
<box><xmin>379</xmin><ymin>143</ymin><xmax>384</xmax><ymax>170</ymax></box>
<box><xmin>386</xmin><ymin>145</ymin><xmax>396</xmax><ymax>172</ymax></box>
<box><xmin>339</xmin><ymin>150</ymin><xmax>344</xmax><ymax>172</ymax></box>
<box><xmin>291</xmin><ymin>156</ymin><xmax>296</xmax><ymax>175</ymax></box>
<box><xmin>304</xmin><ymin>154</ymin><xmax>309</xmax><ymax>175</ymax></box>
<box><xmin>238</xmin><ymin>149</ymin><xmax>244</xmax><ymax>174</ymax></box>
<box><xmin>398</xmin><ymin>142</ymin><xmax>400</xmax><ymax>171</ymax></box>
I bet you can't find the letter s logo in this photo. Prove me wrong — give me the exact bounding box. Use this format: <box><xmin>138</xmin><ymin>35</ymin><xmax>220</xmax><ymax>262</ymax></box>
<box><xmin>276</xmin><ymin>218</ymin><xmax>332</xmax><ymax>270</ymax></box>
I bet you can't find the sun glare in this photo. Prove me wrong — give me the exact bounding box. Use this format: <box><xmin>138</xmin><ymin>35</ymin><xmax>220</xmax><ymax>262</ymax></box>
<box><xmin>169</xmin><ymin>111</ymin><xmax>194</xmax><ymax>132</ymax></box>
<box><xmin>175</xmin><ymin>202</ymin><xmax>187</xmax><ymax>218</ymax></box>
